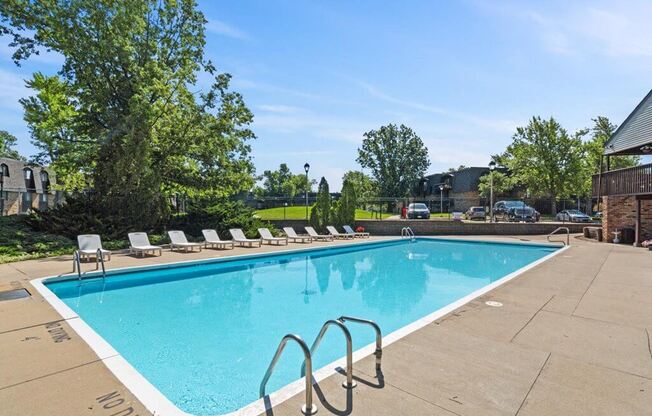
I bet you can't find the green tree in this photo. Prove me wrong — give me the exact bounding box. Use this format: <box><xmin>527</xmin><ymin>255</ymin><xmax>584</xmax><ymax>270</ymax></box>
<box><xmin>21</xmin><ymin>73</ymin><xmax>91</xmax><ymax>190</ymax></box>
<box><xmin>478</xmin><ymin>171</ymin><xmax>514</xmax><ymax>198</ymax></box>
<box><xmin>502</xmin><ymin>116</ymin><xmax>586</xmax><ymax>214</ymax></box>
<box><xmin>0</xmin><ymin>130</ymin><xmax>23</xmax><ymax>160</ymax></box>
<box><xmin>335</xmin><ymin>178</ymin><xmax>356</xmax><ymax>226</ymax></box>
<box><xmin>357</xmin><ymin>124</ymin><xmax>430</xmax><ymax>198</ymax></box>
<box><xmin>342</xmin><ymin>170</ymin><xmax>377</xmax><ymax>203</ymax></box>
<box><xmin>257</xmin><ymin>164</ymin><xmax>315</xmax><ymax>198</ymax></box>
<box><xmin>309</xmin><ymin>177</ymin><xmax>331</xmax><ymax>231</ymax></box>
<box><xmin>1</xmin><ymin>0</ymin><xmax>255</xmax><ymax>231</ymax></box>
<box><xmin>582</xmin><ymin>116</ymin><xmax>639</xmax><ymax>194</ymax></box>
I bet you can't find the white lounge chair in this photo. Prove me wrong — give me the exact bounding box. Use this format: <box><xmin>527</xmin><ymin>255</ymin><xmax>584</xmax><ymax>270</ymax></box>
<box><xmin>283</xmin><ymin>227</ymin><xmax>312</xmax><ymax>243</ymax></box>
<box><xmin>77</xmin><ymin>234</ymin><xmax>111</xmax><ymax>262</ymax></box>
<box><xmin>229</xmin><ymin>228</ymin><xmax>262</xmax><ymax>247</ymax></box>
<box><xmin>305</xmin><ymin>226</ymin><xmax>334</xmax><ymax>241</ymax></box>
<box><xmin>258</xmin><ymin>228</ymin><xmax>288</xmax><ymax>245</ymax></box>
<box><xmin>128</xmin><ymin>232</ymin><xmax>162</xmax><ymax>257</ymax></box>
<box><xmin>327</xmin><ymin>226</ymin><xmax>354</xmax><ymax>239</ymax></box>
<box><xmin>168</xmin><ymin>230</ymin><xmax>203</xmax><ymax>252</ymax></box>
<box><xmin>202</xmin><ymin>229</ymin><xmax>234</xmax><ymax>250</ymax></box>
<box><xmin>343</xmin><ymin>225</ymin><xmax>370</xmax><ymax>238</ymax></box>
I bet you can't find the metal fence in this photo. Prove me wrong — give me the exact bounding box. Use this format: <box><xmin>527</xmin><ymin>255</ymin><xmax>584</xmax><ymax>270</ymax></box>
<box><xmin>247</xmin><ymin>195</ymin><xmax>600</xmax><ymax>222</ymax></box>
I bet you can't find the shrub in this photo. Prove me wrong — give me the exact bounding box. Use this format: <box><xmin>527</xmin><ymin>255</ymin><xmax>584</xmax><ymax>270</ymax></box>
<box><xmin>0</xmin><ymin>215</ymin><xmax>75</xmax><ymax>263</ymax></box>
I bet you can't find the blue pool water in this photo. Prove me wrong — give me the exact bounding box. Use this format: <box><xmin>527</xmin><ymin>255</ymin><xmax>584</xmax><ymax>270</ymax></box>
<box><xmin>45</xmin><ymin>238</ymin><xmax>557</xmax><ymax>415</ymax></box>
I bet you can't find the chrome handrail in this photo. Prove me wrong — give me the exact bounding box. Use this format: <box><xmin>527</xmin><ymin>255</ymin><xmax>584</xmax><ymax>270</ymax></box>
<box><xmin>73</xmin><ymin>250</ymin><xmax>82</xmax><ymax>280</ymax></box>
<box><xmin>302</xmin><ymin>320</ymin><xmax>356</xmax><ymax>389</ymax></box>
<box><xmin>401</xmin><ymin>227</ymin><xmax>415</xmax><ymax>239</ymax></box>
<box><xmin>259</xmin><ymin>334</ymin><xmax>317</xmax><ymax>415</ymax></box>
<box><xmin>338</xmin><ymin>316</ymin><xmax>382</xmax><ymax>371</ymax></box>
<box><xmin>96</xmin><ymin>248</ymin><xmax>106</xmax><ymax>279</ymax></box>
<box><xmin>547</xmin><ymin>226</ymin><xmax>570</xmax><ymax>246</ymax></box>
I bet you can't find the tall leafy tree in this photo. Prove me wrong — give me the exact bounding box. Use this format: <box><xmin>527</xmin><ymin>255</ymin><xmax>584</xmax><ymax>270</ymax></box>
<box><xmin>342</xmin><ymin>170</ymin><xmax>377</xmax><ymax>202</ymax></box>
<box><xmin>0</xmin><ymin>130</ymin><xmax>23</xmax><ymax>160</ymax></box>
<box><xmin>309</xmin><ymin>177</ymin><xmax>330</xmax><ymax>231</ymax></box>
<box><xmin>477</xmin><ymin>171</ymin><xmax>514</xmax><ymax>198</ymax></box>
<box><xmin>1</xmin><ymin>0</ymin><xmax>255</xmax><ymax>230</ymax></box>
<box><xmin>357</xmin><ymin>124</ymin><xmax>430</xmax><ymax>198</ymax></box>
<box><xmin>255</xmin><ymin>163</ymin><xmax>315</xmax><ymax>198</ymax></box>
<box><xmin>502</xmin><ymin>116</ymin><xmax>586</xmax><ymax>214</ymax></box>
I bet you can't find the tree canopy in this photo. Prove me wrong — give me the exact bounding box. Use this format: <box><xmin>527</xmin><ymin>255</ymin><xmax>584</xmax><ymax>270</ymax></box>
<box><xmin>477</xmin><ymin>170</ymin><xmax>515</xmax><ymax>198</ymax></box>
<box><xmin>341</xmin><ymin>170</ymin><xmax>377</xmax><ymax>201</ymax></box>
<box><xmin>357</xmin><ymin>124</ymin><xmax>430</xmax><ymax>198</ymax></box>
<box><xmin>254</xmin><ymin>163</ymin><xmax>316</xmax><ymax>198</ymax></box>
<box><xmin>499</xmin><ymin>116</ymin><xmax>586</xmax><ymax>213</ymax></box>
<box><xmin>309</xmin><ymin>177</ymin><xmax>331</xmax><ymax>231</ymax></box>
<box><xmin>0</xmin><ymin>0</ymin><xmax>256</xmax><ymax>230</ymax></box>
<box><xmin>0</xmin><ymin>130</ymin><xmax>23</xmax><ymax>160</ymax></box>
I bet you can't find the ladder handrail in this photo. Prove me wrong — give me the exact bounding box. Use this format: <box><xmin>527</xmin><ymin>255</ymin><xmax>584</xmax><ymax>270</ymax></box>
<box><xmin>401</xmin><ymin>227</ymin><xmax>415</xmax><ymax>239</ymax></box>
<box><xmin>259</xmin><ymin>334</ymin><xmax>317</xmax><ymax>415</ymax></box>
<box><xmin>338</xmin><ymin>315</ymin><xmax>383</xmax><ymax>371</ymax></box>
<box><xmin>547</xmin><ymin>226</ymin><xmax>570</xmax><ymax>246</ymax></box>
<box><xmin>96</xmin><ymin>248</ymin><xmax>106</xmax><ymax>279</ymax></box>
<box><xmin>73</xmin><ymin>250</ymin><xmax>82</xmax><ymax>280</ymax></box>
<box><xmin>301</xmin><ymin>320</ymin><xmax>356</xmax><ymax>389</ymax></box>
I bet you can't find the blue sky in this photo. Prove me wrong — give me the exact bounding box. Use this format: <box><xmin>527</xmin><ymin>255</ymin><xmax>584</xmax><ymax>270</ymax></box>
<box><xmin>1</xmin><ymin>0</ymin><xmax>651</xmax><ymax>190</ymax></box>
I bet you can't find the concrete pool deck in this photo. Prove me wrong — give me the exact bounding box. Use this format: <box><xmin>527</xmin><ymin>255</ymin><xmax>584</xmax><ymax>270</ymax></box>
<box><xmin>1</xmin><ymin>235</ymin><xmax>650</xmax><ymax>415</ymax></box>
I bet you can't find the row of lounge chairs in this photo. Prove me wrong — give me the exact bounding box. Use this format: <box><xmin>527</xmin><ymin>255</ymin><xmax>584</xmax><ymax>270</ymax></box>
<box><xmin>76</xmin><ymin>225</ymin><xmax>370</xmax><ymax>260</ymax></box>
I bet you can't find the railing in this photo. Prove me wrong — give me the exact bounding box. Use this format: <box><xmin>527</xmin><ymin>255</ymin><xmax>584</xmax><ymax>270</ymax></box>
<box><xmin>547</xmin><ymin>227</ymin><xmax>570</xmax><ymax>246</ymax></box>
<box><xmin>72</xmin><ymin>250</ymin><xmax>82</xmax><ymax>280</ymax></box>
<box><xmin>338</xmin><ymin>316</ymin><xmax>383</xmax><ymax>371</ymax></box>
<box><xmin>259</xmin><ymin>334</ymin><xmax>317</xmax><ymax>415</ymax></box>
<box><xmin>96</xmin><ymin>248</ymin><xmax>106</xmax><ymax>279</ymax></box>
<box><xmin>592</xmin><ymin>163</ymin><xmax>652</xmax><ymax>197</ymax></box>
<box><xmin>301</xmin><ymin>320</ymin><xmax>356</xmax><ymax>389</ymax></box>
<box><xmin>401</xmin><ymin>227</ymin><xmax>415</xmax><ymax>239</ymax></box>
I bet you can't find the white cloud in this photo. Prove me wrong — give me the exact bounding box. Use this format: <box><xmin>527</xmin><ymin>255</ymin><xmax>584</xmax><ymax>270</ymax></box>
<box><xmin>205</xmin><ymin>19</ymin><xmax>250</xmax><ymax>40</ymax></box>
<box><xmin>257</xmin><ymin>104</ymin><xmax>304</xmax><ymax>114</ymax></box>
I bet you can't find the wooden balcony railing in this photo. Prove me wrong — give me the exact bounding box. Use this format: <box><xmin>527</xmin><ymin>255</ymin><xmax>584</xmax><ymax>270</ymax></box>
<box><xmin>592</xmin><ymin>163</ymin><xmax>652</xmax><ymax>197</ymax></box>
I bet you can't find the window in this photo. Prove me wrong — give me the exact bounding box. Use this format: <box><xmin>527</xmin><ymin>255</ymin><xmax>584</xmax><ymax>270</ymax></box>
<box><xmin>21</xmin><ymin>192</ymin><xmax>32</xmax><ymax>213</ymax></box>
<box><xmin>0</xmin><ymin>163</ymin><xmax>8</xmax><ymax>178</ymax></box>
<box><xmin>23</xmin><ymin>168</ymin><xmax>36</xmax><ymax>191</ymax></box>
<box><xmin>40</xmin><ymin>170</ymin><xmax>50</xmax><ymax>192</ymax></box>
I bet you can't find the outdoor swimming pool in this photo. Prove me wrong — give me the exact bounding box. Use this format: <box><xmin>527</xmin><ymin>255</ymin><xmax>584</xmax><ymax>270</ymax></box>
<box><xmin>41</xmin><ymin>238</ymin><xmax>560</xmax><ymax>415</ymax></box>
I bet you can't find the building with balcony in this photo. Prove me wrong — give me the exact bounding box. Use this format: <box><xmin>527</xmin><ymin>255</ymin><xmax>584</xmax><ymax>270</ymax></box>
<box><xmin>592</xmin><ymin>90</ymin><xmax>652</xmax><ymax>245</ymax></box>
<box><xmin>0</xmin><ymin>157</ymin><xmax>61</xmax><ymax>216</ymax></box>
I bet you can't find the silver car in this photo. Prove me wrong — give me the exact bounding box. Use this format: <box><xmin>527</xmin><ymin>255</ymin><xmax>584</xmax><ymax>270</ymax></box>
<box><xmin>465</xmin><ymin>206</ymin><xmax>486</xmax><ymax>221</ymax></box>
<box><xmin>556</xmin><ymin>209</ymin><xmax>592</xmax><ymax>223</ymax></box>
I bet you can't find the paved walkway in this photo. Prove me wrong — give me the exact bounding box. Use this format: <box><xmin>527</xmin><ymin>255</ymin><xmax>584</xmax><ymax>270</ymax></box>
<box><xmin>1</xmin><ymin>236</ymin><xmax>651</xmax><ymax>415</ymax></box>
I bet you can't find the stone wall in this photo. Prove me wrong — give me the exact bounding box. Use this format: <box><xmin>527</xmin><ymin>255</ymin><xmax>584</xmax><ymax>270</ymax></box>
<box><xmin>602</xmin><ymin>195</ymin><xmax>652</xmax><ymax>243</ymax></box>
<box><xmin>269</xmin><ymin>219</ymin><xmax>587</xmax><ymax>236</ymax></box>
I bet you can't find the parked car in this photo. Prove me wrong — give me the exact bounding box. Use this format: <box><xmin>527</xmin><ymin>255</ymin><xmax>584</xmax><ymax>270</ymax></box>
<box><xmin>556</xmin><ymin>209</ymin><xmax>592</xmax><ymax>223</ymax></box>
<box><xmin>492</xmin><ymin>200</ymin><xmax>539</xmax><ymax>222</ymax></box>
<box><xmin>407</xmin><ymin>203</ymin><xmax>431</xmax><ymax>219</ymax></box>
<box><xmin>465</xmin><ymin>206</ymin><xmax>486</xmax><ymax>221</ymax></box>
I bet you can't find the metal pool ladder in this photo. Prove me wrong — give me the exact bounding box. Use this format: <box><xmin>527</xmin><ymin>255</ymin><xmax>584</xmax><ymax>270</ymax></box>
<box><xmin>547</xmin><ymin>226</ymin><xmax>570</xmax><ymax>246</ymax></box>
<box><xmin>72</xmin><ymin>248</ymin><xmax>107</xmax><ymax>281</ymax></box>
<box><xmin>259</xmin><ymin>316</ymin><xmax>383</xmax><ymax>415</ymax></box>
<box><xmin>401</xmin><ymin>226</ymin><xmax>415</xmax><ymax>240</ymax></box>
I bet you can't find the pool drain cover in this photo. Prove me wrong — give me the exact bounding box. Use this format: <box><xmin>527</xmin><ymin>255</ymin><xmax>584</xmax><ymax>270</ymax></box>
<box><xmin>485</xmin><ymin>300</ymin><xmax>503</xmax><ymax>307</ymax></box>
<box><xmin>0</xmin><ymin>288</ymin><xmax>31</xmax><ymax>301</ymax></box>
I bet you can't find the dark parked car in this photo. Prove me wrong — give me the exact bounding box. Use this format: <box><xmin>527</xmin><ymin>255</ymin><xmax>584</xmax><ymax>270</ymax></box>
<box><xmin>465</xmin><ymin>206</ymin><xmax>486</xmax><ymax>221</ymax></box>
<box><xmin>493</xmin><ymin>200</ymin><xmax>539</xmax><ymax>223</ymax></box>
<box><xmin>407</xmin><ymin>203</ymin><xmax>430</xmax><ymax>219</ymax></box>
<box><xmin>556</xmin><ymin>209</ymin><xmax>592</xmax><ymax>223</ymax></box>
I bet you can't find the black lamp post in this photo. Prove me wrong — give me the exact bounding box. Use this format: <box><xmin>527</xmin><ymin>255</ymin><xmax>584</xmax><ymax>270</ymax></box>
<box><xmin>0</xmin><ymin>164</ymin><xmax>8</xmax><ymax>216</ymax></box>
<box><xmin>304</xmin><ymin>163</ymin><xmax>310</xmax><ymax>220</ymax></box>
<box><xmin>439</xmin><ymin>184</ymin><xmax>445</xmax><ymax>213</ymax></box>
<box><xmin>489</xmin><ymin>161</ymin><xmax>496</xmax><ymax>222</ymax></box>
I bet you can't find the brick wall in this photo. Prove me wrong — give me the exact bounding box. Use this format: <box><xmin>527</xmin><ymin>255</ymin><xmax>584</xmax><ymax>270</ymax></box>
<box><xmin>602</xmin><ymin>195</ymin><xmax>652</xmax><ymax>243</ymax></box>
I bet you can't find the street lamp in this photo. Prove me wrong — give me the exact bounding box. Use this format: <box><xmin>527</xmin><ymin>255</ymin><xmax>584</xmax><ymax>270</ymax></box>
<box><xmin>0</xmin><ymin>164</ymin><xmax>8</xmax><ymax>216</ymax></box>
<box><xmin>284</xmin><ymin>202</ymin><xmax>288</xmax><ymax>220</ymax></box>
<box><xmin>439</xmin><ymin>184</ymin><xmax>445</xmax><ymax>214</ymax></box>
<box><xmin>304</xmin><ymin>162</ymin><xmax>310</xmax><ymax>220</ymax></box>
<box><xmin>489</xmin><ymin>161</ymin><xmax>496</xmax><ymax>222</ymax></box>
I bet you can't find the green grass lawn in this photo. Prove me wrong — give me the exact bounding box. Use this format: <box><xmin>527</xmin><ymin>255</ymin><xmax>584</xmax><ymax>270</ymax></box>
<box><xmin>253</xmin><ymin>205</ymin><xmax>392</xmax><ymax>220</ymax></box>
